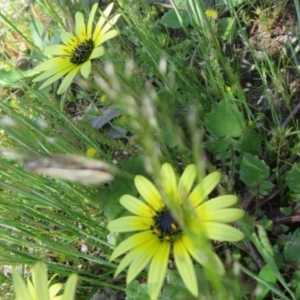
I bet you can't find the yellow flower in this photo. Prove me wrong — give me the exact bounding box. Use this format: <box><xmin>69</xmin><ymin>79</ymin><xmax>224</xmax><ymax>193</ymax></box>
<box><xmin>12</xmin><ymin>262</ymin><xmax>78</xmax><ymax>300</ymax></box>
<box><xmin>108</xmin><ymin>163</ymin><xmax>245</xmax><ymax>300</ymax></box>
<box><xmin>33</xmin><ymin>3</ymin><xmax>120</xmax><ymax>94</ymax></box>
<box><xmin>205</xmin><ymin>9</ymin><xmax>218</xmax><ymax>19</ymax></box>
<box><xmin>86</xmin><ymin>147</ymin><xmax>97</xmax><ymax>158</ymax></box>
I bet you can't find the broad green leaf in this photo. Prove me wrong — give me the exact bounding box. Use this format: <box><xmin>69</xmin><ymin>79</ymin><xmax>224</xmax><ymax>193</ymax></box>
<box><xmin>161</xmin><ymin>10</ymin><xmax>190</xmax><ymax>29</ymax></box>
<box><xmin>240</xmin><ymin>153</ymin><xmax>273</xmax><ymax>196</ymax></box>
<box><xmin>284</xmin><ymin>241</ymin><xmax>300</xmax><ymax>264</ymax></box>
<box><xmin>240</xmin><ymin>153</ymin><xmax>270</xmax><ymax>187</ymax></box>
<box><xmin>204</xmin><ymin>137</ymin><xmax>230</xmax><ymax>153</ymax></box>
<box><xmin>280</xmin><ymin>207</ymin><xmax>292</xmax><ymax>216</ymax></box>
<box><xmin>30</xmin><ymin>18</ymin><xmax>49</xmax><ymax>50</ymax></box>
<box><xmin>239</xmin><ymin>128</ymin><xmax>262</xmax><ymax>156</ymax></box>
<box><xmin>256</xmin><ymin>265</ymin><xmax>277</xmax><ymax>300</ymax></box>
<box><xmin>218</xmin><ymin>17</ymin><xmax>235</xmax><ymax>42</ymax></box>
<box><xmin>125</xmin><ymin>280</ymin><xmax>150</xmax><ymax>300</ymax></box>
<box><xmin>205</xmin><ymin>100</ymin><xmax>246</xmax><ymax>138</ymax></box>
<box><xmin>119</xmin><ymin>156</ymin><xmax>148</xmax><ymax>177</ymax></box>
<box><xmin>286</xmin><ymin>163</ymin><xmax>300</xmax><ymax>194</ymax></box>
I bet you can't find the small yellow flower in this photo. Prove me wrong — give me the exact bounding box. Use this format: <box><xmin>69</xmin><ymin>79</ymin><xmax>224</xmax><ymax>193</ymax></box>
<box><xmin>12</xmin><ymin>262</ymin><xmax>78</xmax><ymax>300</ymax></box>
<box><xmin>86</xmin><ymin>147</ymin><xmax>97</xmax><ymax>158</ymax></box>
<box><xmin>100</xmin><ymin>95</ymin><xmax>107</xmax><ymax>103</ymax></box>
<box><xmin>33</xmin><ymin>3</ymin><xmax>120</xmax><ymax>94</ymax></box>
<box><xmin>108</xmin><ymin>163</ymin><xmax>244</xmax><ymax>300</ymax></box>
<box><xmin>205</xmin><ymin>9</ymin><xmax>218</xmax><ymax>19</ymax></box>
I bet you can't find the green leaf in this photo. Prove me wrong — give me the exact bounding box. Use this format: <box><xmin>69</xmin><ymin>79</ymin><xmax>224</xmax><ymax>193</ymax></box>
<box><xmin>98</xmin><ymin>177</ymin><xmax>136</xmax><ymax>220</ymax></box>
<box><xmin>119</xmin><ymin>156</ymin><xmax>148</xmax><ymax>177</ymax></box>
<box><xmin>256</xmin><ymin>264</ymin><xmax>277</xmax><ymax>300</ymax></box>
<box><xmin>286</xmin><ymin>163</ymin><xmax>300</xmax><ymax>194</ymax></box>
<box><xmin>125</xmin><ymin>280</ymin><xmax>150</xmax><ymax>300</ymax></box>
<box><xmin>218</xmin><ymin>17</ymin><xmax>236</xmax><ymax>42</ymax></box>
<box><xmin>239</xmin><ymin>128</ymin><xmax>262</xmax><ymax>156</ymax></box>
<box><xmin>161</xmin><ymin>10</ymin><xmax>190</xmax><ymax>29</ymax></box>
<box><xmin>205</xmin><ymin>100</ymin><xmax>246</xmax><ymax>138</ymax></box>
<box><xmin>0</xmin><ymin>64</ymin><xmax>34</xmax><ymax>87</ymax></box>
<box><xmin>29</xmin><ymin>18</ymin><xmax>49</xmax><ymax>50</ymax></box>
<box><xmin>240</xmin><ymin>153</ymin><xmax>274</xmax><ymax>196</ymax></box>
<box><xmin>284</xmin><ymin>241</ymin><xmax>300</xmax><ymax>264</ymax></box>
<box><xmin>240</xmin><ymin>153</ymin><xmax>270</xmax><ymax>187</ymax></box>
<box><xmin>280</xmin><ymin>207</ymin><xmax>292</xmax><ymax>216</ymax></box>
<box><xmin>204</xmin><ymin>137</ymin><xmax>230</xmax><ymax>153</ymax></box>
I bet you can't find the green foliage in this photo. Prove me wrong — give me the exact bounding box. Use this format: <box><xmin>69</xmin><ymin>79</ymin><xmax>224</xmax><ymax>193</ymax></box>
<box><xmin>205</xmin><ymin>100</ymin><xmax>246</xmax><ymax>138</ymax></box>
<box><xmin>29</xmin><ymin>18</ymin><xmax>49</xmax><ymax>50</ymax></box>
<box><xmin>0</xmin><ymin>0</ymin><xmax>300</xmax><ymax>298</ymax></box>
<box><xmin>240</xmin><ymin>153</ymin><xmax>274</xmax><ymax>197</ymax></box>
<box><xmin>286</xmin><ymin>163</ymin><xmax>300</xmax><ymax>197</ymax></box>
<box><xmin>160</xmin><ymin>10</ymin><xmax>190</xmax><ymax>29</ymax></box>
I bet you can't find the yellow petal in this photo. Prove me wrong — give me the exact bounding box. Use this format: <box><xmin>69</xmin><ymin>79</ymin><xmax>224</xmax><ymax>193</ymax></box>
<box><xmin>60</xmin><ymin>32</ymin><xmax>74</xmax><ymax>45</ymax></box>
<box><xmin>34</xmin><ymin>57</ymin><xmax>71</xmax><ymax>72</ymax></box>
<box><xmin>87</xmin><ymin>3</ymin><xmax>98</xmax><ymax>38</ymax></box>
<box><xmin>110</xmin><ymin>231</ymin><xmax>155</xmax><ymax>260</ymax></box>
<box><xmin>80</xmin><ymin>60</ymin><xmax>91</xmax><ymax>78</ymax></box>
<box><xmin>49</xmin><ymin>283</ymin><xmax>62</xmax><ymax>298</ymax></box>
<box><xmin>44</xmin><ymin>45</ymin><xmax>70</xmax><ymax>56</ymax></box>
<box><xmin>174</xmin><ymin>239</ymin><xmax>198</xmax><ymax>296</ymax></box>
<box><xmin>27</xmin><ymin>279</ymin><xmax>35</xmax><ymax>299</ymax></box>
<box><xmin>127</xmin><ymin>239</ymin><xmax>160</xmax><ymax>284</ymax></box>
<box><xmin>180</xmin><ymin>234</ymin><xmax>204</xmax><ymax>265</ymax></box>
<box><xmin>188</xmin><ymin>172</ymin><xmax>221</xmax><ymax>207</ymax></box>
<box><xmin>61</xmin><ymin>274</ymin><xmax>78</xmax><ymax>300</ymax></box>
<box><xmin>177</xmin><ymin>164</ymin><xmax>197</xmax><ymax>200</ymax></box>
<box><xmin>114</xmin><ymin>250</ymin><xmax>136</xmax><ymax>277</ymax></box>
<box><xmin>199</xmin><ymin>208</ymin><xmax>245</xmax><ymax>223</ymax></box>
<box><xmin>205</xmin><ymin>222</ymin><xmax>245</xmax><ymax>241</ymax></box>
<box><xmin>161</xmin><ymin>163</ymin><xmax>177</xmax><ymax>198</ymax></box>
<box><xmin>180</xmin><ymin>235</ymin><xmax>225</xmax><ymax>275</ymax></box>
<box><xmin>120</xmin><ymin>195</ymin><xmax>155</xmax><ymax>217</ymax></box>
<box><xmin>93</xmin><ymin>2</ymin><xmax>114</xmax><ymax>41</ymax></box>
<box><xmin>57</xmin><ymin>66</ymin><xmax>80</xmax><ymax>94</ymax></box>
<box><xmin>107</xmin><ymin>216</ymin><xmax>152</xmax><ymax>232</ymax></box>
<box><xmin>199</xmin><ymin>195</ymin><xmax>238</xmax><ymax>211</ymax></box>
<box><xmin>134</xmin><ymin>175</ymin><xmax>163</xmax><ymax>211</ymax></box>
<box><xmin>32</xmin><ymin>262</ymin><xmax>49</xmax><ymax>300</ymax></box>
<box><xmin>90</xmin><ymin>46</ymin><xmax>104</xmax><ymax>59</ymax></box>
<box><xmin>94</xmin><ymin>29</ymin><xmax>118</xmax><ymax>47</ymax></box>
<box><xmin>37</xmin><ymin>65</ymin><xmax>75</xmax><ymax>91</ymax></box>
<box><xmin>148</xmin><ymin>241</ymin><xmax>170</xmax><ymax>300</ymax></box>
<box><xmin>12</xmin><ymin>269</ymin><xmax>31</xmax><ymax>300</ymax></box>
<box><xmin>75</xmin><ymin>12</ymin><xmax>86</xmax><ymax>40</ymax></box>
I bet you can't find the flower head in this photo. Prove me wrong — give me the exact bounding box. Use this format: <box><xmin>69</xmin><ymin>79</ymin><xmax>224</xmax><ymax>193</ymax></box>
<box><xmin>33</xmin><ymin>3</ymin><xmax>120</xmax><ymax>94</ymax></box>
<box><xmin>12</xmin><ymin>262</ymin><xmax>78</xmax><ymax>300</ymax></box>
<box><xmin>108</xmin><ymin>163</ymin><xmax>245</xmax><ymax>300</ymax></box>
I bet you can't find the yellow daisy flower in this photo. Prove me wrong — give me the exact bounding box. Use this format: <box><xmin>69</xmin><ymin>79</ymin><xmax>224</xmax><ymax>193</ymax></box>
<box><xmin>108</xmin><ymin>163</ymin><xmax>245</xmax><ymax>300</ymax></box>
<box><xmin>33</xmin><ymin>3</ymin><xmax>120</xmax><ymax>95</ymax></box>
<box><xmin>12</xmin><ymin>262</ymin><xmax>78</xmax><ymax>300</ymax></box>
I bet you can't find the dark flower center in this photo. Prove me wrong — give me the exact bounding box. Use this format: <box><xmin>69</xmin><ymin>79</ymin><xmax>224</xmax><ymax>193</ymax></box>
<box><xmin>70</xmin><ymin>39</ymin><xmax>94</xmax><ymax>65</ymax></box>
<box><xmin>152</xmin><ymin>208</ymin><xmax>182</xmax><ymax>242</ymax></box>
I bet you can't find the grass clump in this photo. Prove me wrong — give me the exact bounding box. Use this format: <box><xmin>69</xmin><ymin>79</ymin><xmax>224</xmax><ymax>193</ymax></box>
<box><xmin>0</xmin><ymin>0</ymin><xmax>300</xmax><ymax>299</ymax></box>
